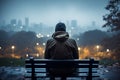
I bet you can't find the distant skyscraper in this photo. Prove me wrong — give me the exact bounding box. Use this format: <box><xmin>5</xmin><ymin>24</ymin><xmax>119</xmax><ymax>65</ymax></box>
<box><xmin>71</xmin><ymin>20</ymin><xmax>77</xmax><ymax>27</ymax></box>
<box><xmin>10</xmin><ymin>19</ymin><xmax>17</xmax><ymax>25</ymax></box>
<box><xmin>18</xmin><ymin>19</ymin><xmax>22</xmax><ymax>26</ymax></box>
<box><xmin>25</xmin><ymin>17</ymin><xmax>29</xmax><ymax>26</ymax></box>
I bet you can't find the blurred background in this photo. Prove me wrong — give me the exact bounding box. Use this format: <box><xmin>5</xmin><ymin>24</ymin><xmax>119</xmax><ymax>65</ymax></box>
<box><xmin>0</xmin><ymin>0</ymin><xmax>120</xmax><ymax>80</ymax></box>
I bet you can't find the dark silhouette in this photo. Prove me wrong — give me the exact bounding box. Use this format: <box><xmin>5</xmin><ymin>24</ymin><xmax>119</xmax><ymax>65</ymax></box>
<box><xmin>101</xmin><ymin>32</ymin><xmax>120</xmax><ymax>60</ymax></box>
<box><xmin>78</xmin><ymin>29</ymin><xmax>108</xmax><ymax>46</ymax></box>
<box><xmin>44</xmin><ymin>22</ymin><xmax>79</xmax><ymax>80</ymax></box>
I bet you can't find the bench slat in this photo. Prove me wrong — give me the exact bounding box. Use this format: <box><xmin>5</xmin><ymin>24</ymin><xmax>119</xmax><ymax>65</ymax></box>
<box><xmin>25</xmin><ymin>58</ymin><xmax>99</xmax><ymax>80</ymax></box>
<box><xmin>26</xmin><ymin>64</ymin><xmax>98</xmax><ymax>68</ymax></box>
<box><xmin>25</xmin><ymin>73</ymin><xmax>99</xmax><ymax>78</ymax></box>
<box><xmin>25</xmin><ymin>59</ymin><xmax>99</xmax><ymax>64</ymax></box>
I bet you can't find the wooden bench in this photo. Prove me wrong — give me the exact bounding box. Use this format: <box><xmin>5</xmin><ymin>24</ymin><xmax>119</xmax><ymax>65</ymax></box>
<box><xmin>25</xmin><ymin>57</ymin><xmax>99</xmax><ymax>80</ymax></box>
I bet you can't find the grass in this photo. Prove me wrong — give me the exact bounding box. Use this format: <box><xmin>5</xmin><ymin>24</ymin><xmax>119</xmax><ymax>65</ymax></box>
<box><xmin>0</xmin><ymin>57</ymin><xmax>119</xmax><ymax>67</ymax></box>
<box><xmin>0</xmin><ymin>58</ymin><xmax>25</xmax><ymax>67</ymax></box>
<box><xmin>99</xmin><ymin>58</ymin><xmax>120</xmax><ymax>66</ymax></box>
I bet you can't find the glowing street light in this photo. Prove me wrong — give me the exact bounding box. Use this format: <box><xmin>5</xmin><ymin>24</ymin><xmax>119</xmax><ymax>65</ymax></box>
<box><xmin>36</xmin><ymin>53</ymin><xmax>39</xmax><ymax>57</ymax></box>
<box><xmin>11</xmin><ymin>45</ymin><xmax>15</xmax><ymax>58</ymax></box>
<box><xmin>42</xmin><ymin>43</ymin><xmax>46</xmax><ymax>46</ymax></box>
<box><xmin>47</xmin><ymin>34</ymin><xmax>50</xmax><ymax>37</ymax></box>
<box><xmin>11</xmin><ymin>45</ymin><xmax>15</xmax><ymax>50</ymax></box>
<box><xmin>106</xmin><ymin>49</ymin><xmax>110</xmax><ymax>52</ymax></box>
<box><xmin>26</xmin><ymin>54</ymin><xmax>29</xmax><ymax>57</ymax></box>
<box><xmin>78</xmin><ymin>47</ymin><xmax>81</xmax><ymax>58</ymax></box>
<box><xmin>36</xmin><ymin>33</ymin><xmax>44</xmax><ymax>38</ymax></box>
<box><xmin>96</xmin><ymin>45</ymin><xmax>100</xmax><ymax>52</ymax></box>
<box><xmin>36</xmin><ymin>43</ymin><xmax>39</xmax><ymax>46</ymax></box>
<box><xmin>78</xmin><ymin>47</ymin><xmax>81</xmax><ymax>51</ymax></box>
<box><xmin>96</xmin><ymin>45</ymin><xmax>100</xmax><ymax>49</ymax></box>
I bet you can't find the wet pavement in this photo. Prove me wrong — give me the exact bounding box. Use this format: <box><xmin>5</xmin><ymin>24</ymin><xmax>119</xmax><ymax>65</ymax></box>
<box><xmin>98</xmin><ymin>65</ymin><xmax>120</xmax><ymax>80</ymax></box>
<box><xmin>0</xmin><ymin>65</ymin><xmax>120</xmax><ymax>80</ymax></box>
<box><xmin>0</xmin><ymin>66</ymin><xmax>26</xmax><ymax>80</ymax></box>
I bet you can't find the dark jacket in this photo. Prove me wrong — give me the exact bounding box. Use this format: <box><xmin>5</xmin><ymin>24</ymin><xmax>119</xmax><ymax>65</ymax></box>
<box><xmin>44</xmin><ymin>31</ymin><xmax>79</xmax><ymax>59</ymax></box>
<box><xmin>44</xmin><ymin>31</ymin><xmax>79</xmax><ymax>75</ymax></box>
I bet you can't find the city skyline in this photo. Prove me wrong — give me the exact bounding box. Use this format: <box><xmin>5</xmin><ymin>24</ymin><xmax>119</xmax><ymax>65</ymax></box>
<box><xmin>0</xmin><ymin>0</ymin><xmax>108</xmax><ymax>27</ymax></box>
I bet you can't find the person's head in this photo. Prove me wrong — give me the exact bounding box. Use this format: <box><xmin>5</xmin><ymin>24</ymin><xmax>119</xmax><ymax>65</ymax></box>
<box><xmin>55</xmin><ymin>22</ymin><xmax>66</xmax><ymax>32</ymax></box>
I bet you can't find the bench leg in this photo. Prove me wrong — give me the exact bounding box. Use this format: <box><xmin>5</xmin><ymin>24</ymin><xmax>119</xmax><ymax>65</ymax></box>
<box><xmin>61</xmin><ymin>77</ymin><xmax>66</xmax><ymax>80</ymax></box>
<box><xmin>50</xmin><ymin>76</ymin><xmax>55</xmax><ymax>80</ymax></box>
<box><xmin>86</xmin><ymin>76</ymin><xmax>92</xmax><ymax>80</ymax></box>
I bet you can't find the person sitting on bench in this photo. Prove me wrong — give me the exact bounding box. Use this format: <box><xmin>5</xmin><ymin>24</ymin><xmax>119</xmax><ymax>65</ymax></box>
<box><xmin>44</xmin><ymin>22</ymin><xmax>79</xmax><ymax>80</ymax></box>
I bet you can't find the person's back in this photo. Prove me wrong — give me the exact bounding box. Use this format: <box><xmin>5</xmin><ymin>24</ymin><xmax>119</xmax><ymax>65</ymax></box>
<box><xmin>44</xmin><ymin>22</ymin><xmax>79</xmax><ymax>80</ymax></box>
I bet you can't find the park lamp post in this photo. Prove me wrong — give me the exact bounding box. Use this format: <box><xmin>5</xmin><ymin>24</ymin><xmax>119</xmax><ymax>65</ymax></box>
<box><xmin>78</xmin><ymin>47</ymin><xmax>81</xmax><ymax>52</ymax></box>
<box><xmin>26</xmin><ymin>54</ymin><xmax>29</xmax><ymax>58</ymax></box>
<box><xmin>36</xmin><ymin>43</ymin><xmax>39</xmax><ymax>46</ymax></box>
<box><xmin>106</xmin><ymin>49</ymin><xmax>111</xmax><ymax>57</ymax></box>
<box><xmin>42</xmin><ymin>43</ymin><xmax>46</xmax><ymax>46</ymax></box>
<box><xmin>96</xmin><ymin>45</ymin><xmax>100</xmax><ymax>52</ymax></box>
<box><xmin>36</xmin><ymin>53</ymin><xmax>39</xmax><ymax>57</ymax></box>
<box><xmin>11</xmin><ymin>45</ymin><xmax>15</xmax><ymax>58</ymax></box>
<box><xmin>106</xmin><ymin>49</ymin><xmax>110</xmax><ymax>53</ymax></box>
<box><xmin>78</xmin><ymin>47</ymin><xmax>81</xmax><ymax>59</ymax></box>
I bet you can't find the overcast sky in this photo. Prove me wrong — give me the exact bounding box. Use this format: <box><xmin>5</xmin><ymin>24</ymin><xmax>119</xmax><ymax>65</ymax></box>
<box><xmin>0</xmin><ymin>0</ymin><xmax>108</xmax><ymax>26</ymax></box>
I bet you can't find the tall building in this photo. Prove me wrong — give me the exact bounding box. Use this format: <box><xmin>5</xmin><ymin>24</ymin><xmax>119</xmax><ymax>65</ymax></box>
<box><xmin>18</xmin><ymin>19</ymin><xmax>22</xmax><ymax>26</ymax></box>
<box><xmin>24</xmin><ymin>17</ymin><xmax>29</xmax><ymax>31</ymax></box>
<box><xmin>10</xmin><ymin>19</ymin><xmax>17</xmax><ymax>31</ymax></box>
<box><xmin>25</xmin><ymin>17</ymin><xmax>29</xmax><ymax>26</ymax></box>
<box><xmin>10</xmin><ymin>19</ymin><xmax>17</xmax><ymax>25</ymax></box>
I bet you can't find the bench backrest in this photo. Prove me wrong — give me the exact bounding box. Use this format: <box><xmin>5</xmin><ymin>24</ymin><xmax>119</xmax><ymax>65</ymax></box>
<box><xmin>25</xmin><ymin>58</ymin><xmax>99</xmax><ymax>80</ymax></box>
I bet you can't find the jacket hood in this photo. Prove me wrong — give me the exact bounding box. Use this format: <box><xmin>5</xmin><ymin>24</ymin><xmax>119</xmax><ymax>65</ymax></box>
<box><xmin>52</xmin><ymin>31</ymin><xmax>69</xmax><ymax>42</ymax></box>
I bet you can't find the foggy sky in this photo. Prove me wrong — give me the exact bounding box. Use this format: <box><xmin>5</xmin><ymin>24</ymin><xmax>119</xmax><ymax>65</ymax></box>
<box><xmin>0</xmin><ymin>0</ymin><xmax>108</xmax><ymax>26</ymax></box>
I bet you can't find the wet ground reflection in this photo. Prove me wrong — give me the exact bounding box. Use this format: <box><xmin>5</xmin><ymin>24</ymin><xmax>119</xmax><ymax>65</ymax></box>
<box><xmin>0</xmin><ymin>65</ymin><xmax>120</xmax><ymax>80</ymax></box>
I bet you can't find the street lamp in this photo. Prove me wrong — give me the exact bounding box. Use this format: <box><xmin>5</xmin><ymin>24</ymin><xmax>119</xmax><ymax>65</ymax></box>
<box><xmin>42</xmin><ymin>43</ymin><xmax>46</xmax><ymax>46</ymax></box>
<box><xmin>11</xmin><ymin>45</ymin><xmax>15</xmax><ymax>58</ymax></box>
<box><xmin>11</xmin><ymin>46</ymin><xmax>15</xmax><ymax>49</ymax></box>
<box><xmin>36</xmin><ymin>43</ymin><xmax>39</xmax><ymax>46</ymax></box>
<box><xmin>36</xmin><ymin>53</ymin><xmax>39</xmax><ymax>57</ymax></box>
<box><xmin>78</xmin><ymin>47</ymin><xmax>81</xmax><ymax>59</ymax></box>
<box><xmin>78</xmin><ymin>47</ymin><xmax>81</xmax><ymax>51</ymax></box>
<box><xmin>106</xmin><ymin>49</ymin><xmax>110</xmax><ymax>52</ymax></box>
<box><xmin>96</xmin><ymin>45</ymin><xmax>100</xmax><ymax>52</ymax></box>
<box><xmin>26</xmin><ymin>54</ymin><xmax>29</xmax><ymax>57</ymax></box>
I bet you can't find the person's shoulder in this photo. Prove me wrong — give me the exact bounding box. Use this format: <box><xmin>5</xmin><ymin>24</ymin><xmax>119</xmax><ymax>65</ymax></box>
<box><xmin>47</xmin><ymin>39</ymin><xmax>54</xmax><ymax>42</ymax></box>
<box><xmin>46</xmin><ymin>39</ymin><xmax>56</xmax><ymax>49</ymax></box>
<box><xmin>68</xmin><ymin>38</ymin><xmax>76</xmax><ymax>42</ymax></box>
<box><xmin>47</xmin><ymin>39</ymin><xmax>55</xmax><ymax>44</ymax></box>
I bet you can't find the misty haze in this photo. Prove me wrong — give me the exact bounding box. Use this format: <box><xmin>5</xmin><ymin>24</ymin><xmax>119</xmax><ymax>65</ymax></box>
<box><xmin>0</xmin><ymin>0</ymin><xmax>120</xmax><ymax>80</ymax></box>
